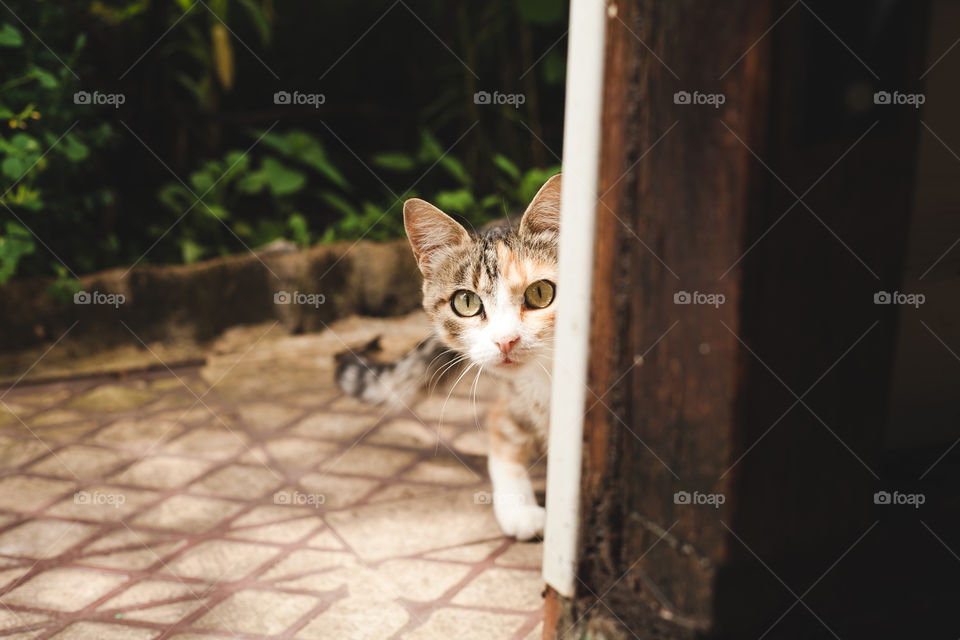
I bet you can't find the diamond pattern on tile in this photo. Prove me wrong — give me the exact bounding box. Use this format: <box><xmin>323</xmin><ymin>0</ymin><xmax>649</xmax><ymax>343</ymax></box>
<box><xmin>111</xmin><ymin>456</ymin><xmax>213</xmax><ymax>489</ymax></box>
<box><xmin>132</xmin><ymin>495</ymin><xmax>243</xmax><ymax>532</ymax></box>
<box><xmin>193</xmin><ymin>589</ymin><xmax>319</xmax><ymax>635</ymax></box>
<box><xmin>296</xmin><ymin>596</ymin><xmax>409</xmax><ymax>640</ymax></box>
<box><xmin>188</xmin><ymin>463</ymin><xmax>283</xmax><ymax>499</ymax></box>
<box><xmin>0</xmin><ymin>317</ymin><xmax>543</xmax><ymax>639</ymax></box>
<box><xmin>2</xmin><ymin>568</ymin><xmax>128</xmax><ymax>611</ymax></box>
<box><xmin>27</xmin><ymin>445</ymin><xmax>129</xmax><ymax>480</ymax></box>
<box><xmin>44</xmin><ymin>485</ymin><xmax>157</xmax><ymax>522</ymax></box>
<box><xmin>377</xmin><ymin>559</ymin><xmax>472</xmax><ymax>602</ymax></box>
<box><xmin>316</xmin><ymin>445</ymin><xmax>418</xmax><ymax>478</ymax></box>
<box><xmin>326</xmin><ymin>488</ymin><xmax>503</xmax><ymax>561</ymax></box>
<box><xmin>0</xmin><ymin>476</ymin><xmax>75</xmax><ymax>512</ymax></box>
<box><xmin>451</xmin><ymin>567</ymin><xmax>545</xmax><ymax>610</ymax></box>
<box><xmin>49</xmin><ymin>621</ymin><xmax>159</xmax><ymax>639</ymax></box>
<box><xmin>0</xmin><ymin>519</ymin><xmax>95</xmax><ymax>559</ymax></box>
<box><xmin>403</xmin><ymin>607</ymin><xmax>528</xmax><ymax>640</ymax></box>
<box><xmin>163</xmin><ymin>540</ymin><xmax>279</xmax><ymax>581</ymax></box>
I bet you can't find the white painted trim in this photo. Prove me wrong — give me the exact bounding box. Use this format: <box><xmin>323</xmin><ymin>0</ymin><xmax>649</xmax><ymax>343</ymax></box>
<box><xmin>542</xmin><ymin>0</ymin><xmax>608</xmax><ymax>599</ymax></box>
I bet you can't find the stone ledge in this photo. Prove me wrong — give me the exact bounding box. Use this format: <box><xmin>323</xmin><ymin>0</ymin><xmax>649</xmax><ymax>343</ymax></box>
<box><xmin>0</xmin><ymin>240</ymin><xmax>422</xmax><ymax>381</ymax></box>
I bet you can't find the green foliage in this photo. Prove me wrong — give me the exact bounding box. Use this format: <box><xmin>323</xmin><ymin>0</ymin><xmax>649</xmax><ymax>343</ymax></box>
<box><xmin>156</xmin><ymin>129</ymin><xmax>355</xmax><ymax>262</ymax></box>
<box><xmin>0</xmin><ymin>7</ymin><xmax>116</xmax><ymax>285</ymax></box>
<box><xmin>0</xmin><ymin>1</ymin><xmax>567</xmax><ymax>285</ymax></box>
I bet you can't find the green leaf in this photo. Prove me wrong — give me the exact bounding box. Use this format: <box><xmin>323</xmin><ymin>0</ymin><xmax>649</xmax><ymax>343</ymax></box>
<box><xmin>0</xmin><ymin>23</ymin><xmax>23</xmax><ymax>48</ymax></box>
<box><xmin>261</xmin><ymin>157</ymin><xmax>305</xmax><ymax>196</ymax></box>
<box><xmin>543</xmin><ymin>49</ymin><xmax>566</xmax><ymax>85</ymax></box>
<box><xmin>321</xmin><ymin>191</ymin><xmax>358</xmax><ymax>218</ymax></box>
<box><xmin>237</xmin><ymin>0</ymin><xmax>271</xmax><ymax>44</ymax></box>
<box><xmin>0</xmin><ymin>222</ymin><xmax>35</xmax><ymax>283</ymax></box>
<box><xmin>1</xmin><ymin>157</ymin><xmax>23</xmax><ymax>180</ymax></box>
<box><xmin>434</xmin><ymin>188</ymin><xmax>474</xmax><ymax>213</ymax></box>
<box><xmin>236</xmin><ymin>172</ymin><xmax>266</xmax><ymax>194</ymax></box>
<box><xmin>10</xmin><ymin>133</ymin><xmax>39</xmax><ymax>152</ymax></box>
<box><xmin>371</xmin><ymin>152</ymin><xmax>416</xmax><ymax>172</ymax></box>
<box><xmin>493</xmin><ymin>154</ymin><xmax>521</xmax><ymax>180</ymax></box>
<box><xmin>439</xmin><ymin>155</ymin><xmax>470</xmax><ymax>185</ymax></box>
<box><xmin>260</xmin><ymin>130</ymin><xmax>348</xmax><ymax>189</ymax></box>
<box><xmin>31</xmin><ymin>66</ymin><xmax>58</xmax><ymax>89</ymax></box>
<box><xmin>288</xmin><ymin>212</ymin><xmax>310</xmax><ymax>247</ymax></box>
<box><xmin>189</xmin><ymin>170</ymin><xmax>215</xmax><ymax>194</ymax></box>
<box><xmin>60</xmin><ymin>134</ymin><xmax>89</xmax><ymax>162</ymax></box>
<box><xmin>300</xmin><ymin>145</ymin><xmax>348</xmax><ymax>189</ymax></box>
<box><xmin>517</xmin><ymin>0</ymin><xmax>566</xmax><ymax>25</ymax></box>
<box><xmin>201</xmin><ymin>203</ymin><xmax>229</xmax><ymax>220</ymax></box>
<box><xmin>158</xmin><ymin>183</ymin><xmax>191</xmax><ymax>213</ymax></box>
<box><xmin>416</xmin><ymin>129</ymin><xmax>443</xmax><ymax>162</ymax></box>
<box><xmin>179</xmin><ymin>238</ymin><xmax>205</xmax><ymax>264</ymax></box>
<box><xmin>480</xmin><ymin>194</ymin><xmax>502</xmax><ymax>209</ymax></box>
<box><xmin>223</xmin><ymin>149</ymin><xmax>250</xmax><ymax>176</ymax></box>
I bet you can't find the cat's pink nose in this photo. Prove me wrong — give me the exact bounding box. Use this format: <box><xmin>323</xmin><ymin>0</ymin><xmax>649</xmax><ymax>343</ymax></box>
<box><xmin>494</xmin><ymin>337</ymin><xmax>520</xmax><ymax>355</ymax></box>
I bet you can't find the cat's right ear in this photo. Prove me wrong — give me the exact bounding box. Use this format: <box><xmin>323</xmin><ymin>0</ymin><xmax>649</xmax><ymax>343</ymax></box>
<box><xmin>403</xmin><ymin>199</ymin><xmax>470</xmax><ymax>275</ymax></box>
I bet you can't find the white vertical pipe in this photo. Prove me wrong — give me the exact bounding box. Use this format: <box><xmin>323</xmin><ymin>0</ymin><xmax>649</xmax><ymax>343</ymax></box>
<box><xmin>542</xmin><ymin>0</ymin><xmax>608</xmax><ymax>599</ymax></box>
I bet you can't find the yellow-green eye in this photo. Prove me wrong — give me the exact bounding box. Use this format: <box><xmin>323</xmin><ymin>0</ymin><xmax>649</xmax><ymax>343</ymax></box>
<box><xmin>451</xmin><ymin>290</ymin><xmax>482</xmax><ymax>317</ymax></box>
<box><xmin>524</xmin><ymin>279</ymin><xmax>555</xmax><ymax>309</ymax></box>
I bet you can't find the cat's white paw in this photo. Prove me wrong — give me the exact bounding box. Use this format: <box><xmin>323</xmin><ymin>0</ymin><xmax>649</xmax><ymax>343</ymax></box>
<box><xmin>494</xmin><ymin>503</ymin><xmax>545</xmax><ymax>541</ymax></box>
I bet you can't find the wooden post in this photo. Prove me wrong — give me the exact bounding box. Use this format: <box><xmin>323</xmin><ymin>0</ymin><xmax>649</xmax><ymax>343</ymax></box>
<box><xmin>547</xmin><ymin>1</ymin><xmax>929</xmax><ymax>637</ymax></box>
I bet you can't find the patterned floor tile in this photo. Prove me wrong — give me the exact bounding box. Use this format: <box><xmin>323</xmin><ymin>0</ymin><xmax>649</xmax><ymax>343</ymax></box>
<box><xmin>0</xmin><ymin>317</ymin><xmax>544</xmax><ymax>639</ymax></box>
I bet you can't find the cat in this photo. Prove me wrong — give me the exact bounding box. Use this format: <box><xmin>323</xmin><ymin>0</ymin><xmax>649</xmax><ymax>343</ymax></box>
<box><xmin>336</xmin><ymin>173</ymin><xmax>560</xmax><ymax>540</ymax></box>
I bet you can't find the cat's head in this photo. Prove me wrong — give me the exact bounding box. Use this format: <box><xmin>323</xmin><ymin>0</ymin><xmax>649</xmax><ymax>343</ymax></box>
<box><xmin>402</xmin><ymin>174</ymin><xmax>561</xmax><ymax>375</ymax></box>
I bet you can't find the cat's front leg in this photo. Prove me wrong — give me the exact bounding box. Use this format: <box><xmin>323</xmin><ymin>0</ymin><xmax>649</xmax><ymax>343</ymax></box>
<box><xmin>487</xmin><ymin>402</ymin><xmax>544</xmax><ymax>541</ymax></box>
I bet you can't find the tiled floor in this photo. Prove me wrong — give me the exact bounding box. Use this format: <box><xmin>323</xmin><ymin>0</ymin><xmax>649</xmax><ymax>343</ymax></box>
<box><xmin>0</xmin><ymin>314</ymin><xmax>545</xmax><ymax>639</ymax></box>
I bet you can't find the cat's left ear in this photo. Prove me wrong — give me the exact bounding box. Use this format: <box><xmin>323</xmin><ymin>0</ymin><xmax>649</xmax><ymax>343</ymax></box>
<box><xmin>520</xmin><ymin>173</ymin><xmax>562</xmax><ymax>237</ymax></box>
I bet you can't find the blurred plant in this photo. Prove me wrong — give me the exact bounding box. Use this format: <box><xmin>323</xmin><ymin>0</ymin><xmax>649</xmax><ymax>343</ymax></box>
<box><xmin>156</xmin><ymin>129</ymin><xmax>351</xmax><ymax>262</ymax></box>
<box><xmin>167</xmin><ymin>0</ymin><xmax>272</xmax><ymax>105</ymax></box>
<box><xmin>369</xmin><ymin>129</ymin><xmax>560</xmax><ymax>235</ymax></box>
<box><xmin>0</xmin><ymin>7</ymin><xmax>118</xmax><ymax>284</ymax></box>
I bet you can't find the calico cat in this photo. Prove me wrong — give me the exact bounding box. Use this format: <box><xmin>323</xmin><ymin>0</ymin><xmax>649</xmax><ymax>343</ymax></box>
<box><xmin>336</xmin><ymin>174</ymin><xmax>560</xmax><ymax>540</ymax></box>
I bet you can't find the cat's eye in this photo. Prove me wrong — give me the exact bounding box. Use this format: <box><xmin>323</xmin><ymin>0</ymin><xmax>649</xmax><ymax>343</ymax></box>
<box><xmin>524</xmin><ymin>280</ymin><xmax>555</xmax><ymax>309</ymax></box>
<box><xmin>451</xmin><ymin>290</ymin><xmax>482</xmax><ymax>317</ymax></box>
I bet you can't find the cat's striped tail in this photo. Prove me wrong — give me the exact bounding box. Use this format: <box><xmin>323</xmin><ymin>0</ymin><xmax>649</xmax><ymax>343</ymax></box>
<box><xmin>334</xmin><ymin>334</ymin><xmax>460</xmax><ymax>407</ymax></box>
